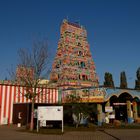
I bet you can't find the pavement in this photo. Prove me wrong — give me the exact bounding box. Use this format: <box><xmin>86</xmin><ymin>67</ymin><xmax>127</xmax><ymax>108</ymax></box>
<box><xmin>0</xmin><ymin>125</ymin><xmax>140</xmax><ymax>140</ymax></box>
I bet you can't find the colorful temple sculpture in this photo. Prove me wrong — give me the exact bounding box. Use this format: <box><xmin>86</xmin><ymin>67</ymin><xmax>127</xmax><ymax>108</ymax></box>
<box><xmin>50</xmin><ymin>19</ymin><xmax>99</xmax><ymax>89</ymax></box>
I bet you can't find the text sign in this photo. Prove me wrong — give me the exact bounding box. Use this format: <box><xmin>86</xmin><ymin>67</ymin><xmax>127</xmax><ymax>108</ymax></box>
<box><xmin>105</xmin><ymin>106</ymin><xmax>113</xmax><ymax>113</ymax></box>
<box><xmin>109</xmin><ymin>114</ymin><xmax>115</xmax><ymax>119</ymax></box>
<box><xmin>38</xmin><ymin>106</ymin><xmax>63</xmax><ymax>121</ymax></box>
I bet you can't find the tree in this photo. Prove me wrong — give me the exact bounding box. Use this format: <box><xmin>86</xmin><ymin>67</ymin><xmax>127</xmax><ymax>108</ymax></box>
<box><xmin>120</xmin><ymin>71</ymin><xmax>128</xmax><ymax>89</ymax></box>
<box><xmin>15</xmin><ymin>41</ymin><xmax>49</xmax><ymax>131</ymax></box>
<box><xmin>135</xmin><ymin>67</ymin><xmax>140</xmax><ymax>90</ymax></box>
<box><xmin>103</xmin><ymin>72</ymin><xmax>115</xmax><ymax>88</ymax></box>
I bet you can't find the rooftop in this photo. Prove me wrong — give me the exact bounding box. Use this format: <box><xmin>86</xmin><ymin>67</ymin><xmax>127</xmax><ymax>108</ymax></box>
<box><xmin>63</xmin><ymin>19</ymin><xmax>82</xmax><ymax>29</ymax></box>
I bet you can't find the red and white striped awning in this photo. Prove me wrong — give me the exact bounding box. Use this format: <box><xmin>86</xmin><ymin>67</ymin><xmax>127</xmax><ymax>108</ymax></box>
<box><xmin>0</xmin><ymin>84</ymin><xmax>59</xmax><ymax>125</ymax></box>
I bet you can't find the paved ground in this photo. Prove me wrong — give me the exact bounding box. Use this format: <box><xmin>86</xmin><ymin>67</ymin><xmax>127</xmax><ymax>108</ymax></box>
<box><xmin>0</xmin><ymin>125</ymin><xmax>140</xmax><ymax>140</ymax></box>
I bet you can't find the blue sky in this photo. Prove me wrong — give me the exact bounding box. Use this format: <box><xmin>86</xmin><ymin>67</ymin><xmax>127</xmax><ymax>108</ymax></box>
<box><xmin>0</xmin><ymin>0</ymin><xmax>140</xmax><ymax>88</ymax></box>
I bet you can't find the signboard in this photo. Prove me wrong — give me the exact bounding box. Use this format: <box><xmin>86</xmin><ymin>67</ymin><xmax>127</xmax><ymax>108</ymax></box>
<box><xmin>37</xmin><ymin>106</ymin><xmax>63</xmax><ymax>132</ymax></box>
<box><xmin>105</xmin><ymin>106</ymin><xmax>113</xmax><ymax>113</ymax></box>
<box><xmin>2</xmin><ymin>118</ymin><xmax>8</xmax><ymax>125</ymax></box>
<box><xmin>38</xmin><ymin>106</ymin><xmax>63</xmax><ymax>121</ymax></box>
<box><xmin>113</xmin><ymin>103</ymin><xmax>126</xmax><ymax>105</ymax></box>
<box><xmin>80</xmin><ymin>96</ymin><xmax>104</xmax><ymax>103</ymax></box>
<box><xmin>109</xmin><ymin>114</ymin><xmax>115</xmax><ymax>119</ymax></box>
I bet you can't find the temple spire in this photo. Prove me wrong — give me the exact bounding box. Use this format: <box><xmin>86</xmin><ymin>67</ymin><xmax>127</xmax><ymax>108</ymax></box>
<box><xmin>50</xmin><ymin>19</ymin><xmax>99</xmax><ymax>89</ymax></box>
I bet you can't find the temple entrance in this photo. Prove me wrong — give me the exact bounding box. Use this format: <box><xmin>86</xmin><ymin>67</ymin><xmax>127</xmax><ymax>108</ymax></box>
<box><xmin>109</xmin><ymin>93</ymin><xmax>133</xmax><ymax>122</ymax></box>
<box><xmin>113</xmin><ymin>103</ymin><xmax>127</xmax><ymax>121</ymax></box>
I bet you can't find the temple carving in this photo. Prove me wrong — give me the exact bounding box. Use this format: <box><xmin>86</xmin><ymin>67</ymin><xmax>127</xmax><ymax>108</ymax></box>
<box><xmin>50</xmin><ymin>19</ymin><xmax>99</xmax><ymax>88</ymax></box>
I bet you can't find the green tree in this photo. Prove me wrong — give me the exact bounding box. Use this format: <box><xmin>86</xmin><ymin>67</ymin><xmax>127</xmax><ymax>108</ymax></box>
<box><xmin>120</xmin><ymin>71</ymin><xmax>128</xmax><ymax>89</ymax></box>
<box><xmin>135</xmin><ymin>67</ymin><xmax>140</xmax><ymax>90</ymax></box>
<box><xmin>103</xmin><ymin>72</ymin><xmax>115</xmax><ymax>88</ymax></box>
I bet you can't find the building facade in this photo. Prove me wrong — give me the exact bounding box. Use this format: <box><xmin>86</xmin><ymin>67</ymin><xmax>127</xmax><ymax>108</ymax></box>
<box><xmin>0</xmin><ymin>82</ymin><xmax>59</xmax><ymax>125</ymax></box>
<box><xmin>0</xmin><ymin>20</ymin><xmax>140</xmax><ymax>126</ymax></box>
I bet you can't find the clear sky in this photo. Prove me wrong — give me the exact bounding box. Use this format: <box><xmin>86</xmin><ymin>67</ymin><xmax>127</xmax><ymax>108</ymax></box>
<box><xmin>0</xmin><ymin>0</ymin><xmax>140</xmax><ymax>88</ymax></box>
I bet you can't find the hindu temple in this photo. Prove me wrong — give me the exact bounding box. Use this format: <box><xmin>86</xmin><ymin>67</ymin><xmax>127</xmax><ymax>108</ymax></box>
<box><xmin>50</xmin><ymin>19</ymin><xmax>99</xmax><ymax>89</ymax></box>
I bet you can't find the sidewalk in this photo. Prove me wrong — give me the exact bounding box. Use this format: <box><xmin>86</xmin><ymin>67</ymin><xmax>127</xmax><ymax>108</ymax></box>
<box><xmin>0</xmin><ymin>125</ymin><xmax>140</xmax><ymax>140</ymax></box>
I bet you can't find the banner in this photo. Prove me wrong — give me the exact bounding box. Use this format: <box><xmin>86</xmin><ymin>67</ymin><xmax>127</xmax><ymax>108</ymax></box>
<box><xmin>62</xmin><ymin>88</ymin><xmax>105</xmax><ymax>103</ymax></box>
<box><xmin>38</xmin><ymin>106</ymin><xmax>63</xmax><ymax>121</ymax></box>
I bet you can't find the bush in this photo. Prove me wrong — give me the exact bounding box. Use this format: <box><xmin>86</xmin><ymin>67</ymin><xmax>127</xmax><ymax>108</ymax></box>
<box><xmin>113</xmin><ymin>120</ymin><xmax>121</xmax><ymax>127</ymax></box>
<box><xmin>135</xmin><ymin>118</ymin><xmax>140</xmax><ymax>123</ymax></box>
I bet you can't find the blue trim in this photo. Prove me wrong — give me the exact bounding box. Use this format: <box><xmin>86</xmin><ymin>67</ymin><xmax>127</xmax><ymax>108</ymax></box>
<box><xmin>105</xmin><ymin>88</ymin><xmax>140</xmax><ymax>101</ymax></box>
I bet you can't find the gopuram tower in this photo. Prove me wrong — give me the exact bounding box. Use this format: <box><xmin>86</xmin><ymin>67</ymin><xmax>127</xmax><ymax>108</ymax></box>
<box><xmin>50</xmin><ymin>19</ymin><xmax>99</xmax><ymax>89</ymax></box>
